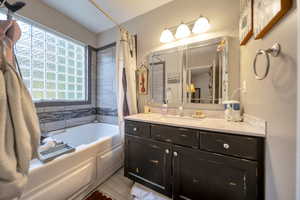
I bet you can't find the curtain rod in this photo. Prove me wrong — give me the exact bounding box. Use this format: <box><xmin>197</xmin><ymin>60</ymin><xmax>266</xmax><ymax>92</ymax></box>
<box><xmin>88</xmin><ymin>0</ymin><xmax>123</xmax><ymax>30</ymax></box>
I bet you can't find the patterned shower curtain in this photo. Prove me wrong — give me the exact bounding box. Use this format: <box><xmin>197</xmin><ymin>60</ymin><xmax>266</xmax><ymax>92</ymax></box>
<box><xmin>115</xmin><ymin>28</ymin><xmax>138</xmax><ymax>139</ymax></box>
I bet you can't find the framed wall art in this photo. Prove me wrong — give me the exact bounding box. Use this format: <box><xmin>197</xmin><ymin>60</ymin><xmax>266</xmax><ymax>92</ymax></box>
<box><xmin>239</xmin><ymin>0</ymin><xmax>253</xmax><ymax>46</ymax></box>
<box><xmin>137</xmin><ymin>65</ymin><xmax>148</xmax><ymax>95</ymax></box>
<box><xmin>254</xmin><ymin>0</ymin><xmax>292</xmax><ymax>39</ymax></box>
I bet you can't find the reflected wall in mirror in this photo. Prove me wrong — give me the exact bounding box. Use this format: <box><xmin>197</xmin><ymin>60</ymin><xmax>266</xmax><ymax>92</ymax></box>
<box><xmin>185</xmin><ymin>38</ymin><xmax>228</xmax><ymax>105</ymax></box>
<box><xmin>149</xmin><ymin>47</ymin><xmax>184</xmax><ymax>106</ymax></box>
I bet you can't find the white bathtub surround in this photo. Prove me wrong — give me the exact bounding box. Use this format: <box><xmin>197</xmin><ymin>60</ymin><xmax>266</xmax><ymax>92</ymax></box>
<box><xmin>125</xmin><ymin>113</ymin><xmax>266</xmax><ymax>137</ymax></box>
<box><xmin>20</xmin><ymin>123</ymin><xmax>123</xmax><ymax>200</ymax></box>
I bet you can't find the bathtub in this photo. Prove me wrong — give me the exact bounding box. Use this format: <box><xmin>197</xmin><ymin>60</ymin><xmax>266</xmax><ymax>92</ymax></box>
<box><xmin>21</xmin><ymin>123</ymin><xmax>123</xmax><ymax>200</ymax></box>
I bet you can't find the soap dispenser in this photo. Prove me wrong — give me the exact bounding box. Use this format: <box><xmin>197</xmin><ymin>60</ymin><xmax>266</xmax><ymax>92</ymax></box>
<box><xmin>223</xmin><ymin>101</ymin><xmax>241</xmax><ymax>122</ymax></box>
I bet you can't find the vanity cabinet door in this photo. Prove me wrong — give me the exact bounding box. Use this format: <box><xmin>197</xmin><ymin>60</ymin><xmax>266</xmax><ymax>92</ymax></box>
<box><xmin>173</xmin><ymin>145</ymin><xmax>258</xmax><ymax>200</ymax></box>
<box><xmin>124</xmin><ymin>135</ymin><xmax>172</xmax><ymax>197</ymax></box>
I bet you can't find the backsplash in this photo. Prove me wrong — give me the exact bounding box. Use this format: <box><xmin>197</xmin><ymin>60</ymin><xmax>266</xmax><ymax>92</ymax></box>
<box><xmin>38</xmin><ymin>108</ymin><xmax>97</xmax><ymax>124</ymax></box>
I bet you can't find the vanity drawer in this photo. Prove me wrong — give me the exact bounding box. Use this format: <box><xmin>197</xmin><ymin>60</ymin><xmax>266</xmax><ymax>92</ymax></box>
<box><xmin>125</xmin><ymin>121</ymin><xmax>150</xmax><ymax>138</ymax></box>
<box><xmin>200</xmin><ymin>131</ymin><xmax>262</xmax><ymax>160</ymax></box>
<box><xmin>151</xmin><ymin>124</ymin><xmax>199</xmax><ymax>148</ymax></box>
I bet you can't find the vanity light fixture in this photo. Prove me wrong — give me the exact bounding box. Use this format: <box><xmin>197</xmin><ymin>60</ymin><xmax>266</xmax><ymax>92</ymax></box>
<box><xmin>192</xmin><ymin>16</ymin><xmax>211</xmax><ymax>33</ymax></box>
<box><xmin>160</xmin><ymin>16</ymin><xmax>211</xmax><ymax>43</ymax></box>
<box><xmin>175</xmin><ymin>23</ymin><xmax>191</xmax><ymax>39</ymax></box>
<box><xmin>160</xmin><ymin>28</ymin><xmax>175</xmax><ymax>43</ymax></box>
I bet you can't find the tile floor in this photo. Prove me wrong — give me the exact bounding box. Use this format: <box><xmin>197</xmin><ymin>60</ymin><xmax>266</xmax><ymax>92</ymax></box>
<box><xmin>97</xmin><ymin>168</ymin><xmax>134</xmax><ymax>200</ymax></box>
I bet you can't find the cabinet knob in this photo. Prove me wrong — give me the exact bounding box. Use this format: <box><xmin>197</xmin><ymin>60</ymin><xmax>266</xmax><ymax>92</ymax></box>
<box><xmin>165</xmin><ymin>149</ymin><xmax>170</xmax><ymax>154</ymax></box>
<box><xmin>133</xmin><ymin>127</ymin><xmax>137</xmax><ymax>131</ymax></box>
<box><xmin>223</xmin><ymin>143</ymin><xmax>230</xmax><ymax>149</ymax></box>
<box><xmin>173</xmin><ymin>152</ymin><xmax>178</xmax><ymax>157</ymax></box>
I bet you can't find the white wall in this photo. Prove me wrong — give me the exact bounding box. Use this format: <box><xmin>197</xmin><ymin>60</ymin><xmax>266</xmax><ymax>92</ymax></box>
<box><xmin>10</xmin><ymin>0</ymin><xmax>97</xmax><ymax>47</ymax></box>
<box><xmin>240</xmin><ymin>2</ymin><xmax>297</xmax><ymax>200</ymax></box>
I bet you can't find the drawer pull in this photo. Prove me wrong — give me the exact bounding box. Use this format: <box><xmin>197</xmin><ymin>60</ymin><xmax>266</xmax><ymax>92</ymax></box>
<box><xmin>173</xmin><ymin>152</ymin><xmax>178</xmax><ymax>157</ymax></box>
<box><xmin>149</xmin><ymin>160</ymin><xmax>159</xmax><ymax>164</ymax></box>
<box><xmin>165</xmin><ymin>149</ymin><xmax>170</xmax><ymax>154</ymax></box>
<box><xmin>223</xmin><ymin>143</ymin><xmax>230</xmax><ymax>149</ymax></box>
<box><xmin>180</xmin><ymin>134</ymin><xmax>188</xmax><ymax>137</ymax></box>
<box><xmin>133</xmin><ymin>127</ymin><xmax>137</xmax><ymax>131</ymax></box>
<box><xmin>229</xmin><ymin>182</ymin><xmax>237</xmax><ymax>186</ymax></box>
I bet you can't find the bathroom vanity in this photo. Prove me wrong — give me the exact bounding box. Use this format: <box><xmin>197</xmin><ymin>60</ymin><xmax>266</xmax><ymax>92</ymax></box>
<box><xmin>124</xmin><ymin>114</ymin><xmax>265</xmax><ymax>200</ymax></box>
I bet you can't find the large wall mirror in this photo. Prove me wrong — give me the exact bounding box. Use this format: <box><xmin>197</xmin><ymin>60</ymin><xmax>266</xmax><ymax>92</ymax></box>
<box><xmin>148</xmin><ymin>37</ymin><xmax>239</xmax><ymax>109</ymax></box>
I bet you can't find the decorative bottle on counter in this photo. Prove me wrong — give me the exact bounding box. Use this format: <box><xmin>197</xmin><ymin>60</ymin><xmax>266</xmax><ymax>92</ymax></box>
<box><xmin>161</xmin><ymin>103</ymin><xmax>168</xmax><ymax>115</ymax></box>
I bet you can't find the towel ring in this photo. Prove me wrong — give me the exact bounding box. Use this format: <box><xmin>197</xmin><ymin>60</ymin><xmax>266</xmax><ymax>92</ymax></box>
<box><xmin>253</xmin><ymin>43</ymin><xmax>281</xmax><ymax>80</ymax></box>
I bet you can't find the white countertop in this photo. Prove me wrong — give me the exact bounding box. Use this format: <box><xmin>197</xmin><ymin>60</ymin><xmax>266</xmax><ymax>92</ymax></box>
<box><xmin>125</xmin><ymin>113</ymin><xmax>266</xmax><ymax>138</ymax></box>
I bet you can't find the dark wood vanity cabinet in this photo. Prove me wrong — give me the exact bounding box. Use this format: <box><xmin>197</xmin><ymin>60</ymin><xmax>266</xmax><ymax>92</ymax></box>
<box><xmin>125</xmin><ymin>135</ymin><xmax>172</xmax><ymax>196</ymax></box>
<box><xmin>173</xmin><ymin>145</ymin><xmax>258</xmax><ymax>200</ymax></box>
<box><xmin>124</xmin><ymin>120</ymin><xmax>264</xmax><ymax>200</ymax></box>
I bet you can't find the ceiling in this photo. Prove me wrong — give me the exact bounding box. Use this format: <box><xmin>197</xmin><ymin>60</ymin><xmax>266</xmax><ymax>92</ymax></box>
<box><xmin>42</xmin><ymin>0</ymin><xmax>173</xmax><ymax>33</ymax></box>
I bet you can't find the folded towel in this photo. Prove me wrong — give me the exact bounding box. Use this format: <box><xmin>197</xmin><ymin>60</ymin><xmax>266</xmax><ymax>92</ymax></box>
<box><xmin>0</xmin><ymin>21</ymin><xmax>40</xmax><ymax>200</ymax></box>
<box><xmin>131</xmin><ymin>183</ymin><xmax>171</xmax><ymax>200</ymax></box>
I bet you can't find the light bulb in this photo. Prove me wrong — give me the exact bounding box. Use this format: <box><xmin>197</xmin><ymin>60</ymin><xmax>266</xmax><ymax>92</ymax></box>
<box><xmin>192</xmin><ymin>17</ymin><xmax>211</xmax><ymax>33</ymax></box>
<box><xmin>175</xmin><ymin>23</ymin><xmax>191</xmax><ymax>39</ymax></box>
<box><xmin>160</xmin><ymin>29</ymin><xmax>174</xmax><ymax>43</ymax></box>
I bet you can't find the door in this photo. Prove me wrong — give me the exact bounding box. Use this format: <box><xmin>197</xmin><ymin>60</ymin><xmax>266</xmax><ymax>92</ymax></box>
<box><xmin>173</xmin><ymin>145</ymin><xmax>258</xmax><ymax>200</ymax></box>
<box><xmin>125</xmin><ymin>135</ymin><xmax>172</xmax><ymax>196</ymax></box>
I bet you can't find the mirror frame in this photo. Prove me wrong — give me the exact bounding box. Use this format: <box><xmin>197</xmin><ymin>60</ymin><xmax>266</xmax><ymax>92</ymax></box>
<box><xmin>148</xmin><ymin>36</ymin><xmax>229</xmax><ymax>110</ymax></box>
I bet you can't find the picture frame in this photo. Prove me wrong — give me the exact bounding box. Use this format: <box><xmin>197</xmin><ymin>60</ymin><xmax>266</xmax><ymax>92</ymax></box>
<box><xmin>137</xmin><ymin>65</ymin><xmax>148</xmax><ymax>95</ymax></box>
<box><xmin>239</xmin><ymin>0</ymin><xmax>253</xmax><ymax>46</ymax></box>
<box><xmin>254</xmin><ymin>0</ymin><xmax>292</xmax><ymax>39</ymax></box>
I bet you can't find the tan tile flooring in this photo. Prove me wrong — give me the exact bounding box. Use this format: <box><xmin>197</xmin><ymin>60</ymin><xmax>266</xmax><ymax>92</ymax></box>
<box><xmin>97</xmin><ymin>169</ymin><xmax>134</xmax><ymax>200</ymax></box>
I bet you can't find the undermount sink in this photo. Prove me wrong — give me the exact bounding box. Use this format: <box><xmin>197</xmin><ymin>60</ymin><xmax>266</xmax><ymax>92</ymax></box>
<box><xmin>157</xmin><ymin>114</ymin><xmax>205</xmax><ymax>121</ymax></box>
<box><xmin>137</xmin><ymin>113</ymin><xmax>206</xmax><ymax>123</ymax></box>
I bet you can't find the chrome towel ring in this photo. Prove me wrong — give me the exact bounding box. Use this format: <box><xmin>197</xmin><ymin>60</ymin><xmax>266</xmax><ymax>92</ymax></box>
<box><xmin>253</xmin><ymin>43</ymin><xmax>281</xmax><ymax>80</ymax></box>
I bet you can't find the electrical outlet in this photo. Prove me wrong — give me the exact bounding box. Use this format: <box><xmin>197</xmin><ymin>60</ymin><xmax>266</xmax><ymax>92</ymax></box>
<box><xmin>242</xmin><ymin>81</ymin><xmax>247</xmax><ymax>93</ymax></box>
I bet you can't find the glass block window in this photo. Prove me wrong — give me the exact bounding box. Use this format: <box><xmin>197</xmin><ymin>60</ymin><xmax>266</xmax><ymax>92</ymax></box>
<box><xmin>0</xmin><ymin>13</ymin><xmax>87</xmax><ymax>102</ymax></box>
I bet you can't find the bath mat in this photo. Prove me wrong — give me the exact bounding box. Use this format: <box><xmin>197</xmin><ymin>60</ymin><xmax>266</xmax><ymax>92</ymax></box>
<box><xmin>85</xmin><ymin>191</ymin><xmax>113</xmax><ymax>200</ymax></box>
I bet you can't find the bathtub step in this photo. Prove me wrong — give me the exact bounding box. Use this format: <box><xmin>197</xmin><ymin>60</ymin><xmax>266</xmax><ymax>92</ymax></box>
<box><xmin>39</xmin><ymin>143</ymin><xmax>75</xmax><ymax>163</ymax></box>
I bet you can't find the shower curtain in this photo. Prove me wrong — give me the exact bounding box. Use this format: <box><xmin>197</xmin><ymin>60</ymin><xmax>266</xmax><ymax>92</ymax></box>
<box><xmin>116</xmin><ymin>28</ymin><xmax>138</xmax><ymax>139</ymax></box>
<box><xmin>0</xmin><ymin>20</ymin><xmax>40</xmax><ymax>200</ymax></box>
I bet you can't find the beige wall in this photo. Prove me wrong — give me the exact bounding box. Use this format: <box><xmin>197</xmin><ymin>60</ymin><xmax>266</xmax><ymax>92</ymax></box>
<box><xmin>97</xmin><ymin>0</ymin><xmax>240</xmax><ymax>64</ymax></box>
<box><xmin>240</xmin><ymin>2</ymin><xmax>297</xmax><ymax>200</ymax></box>
<box><xmin>11</xmin><ymin>0</ymin><xmax>97</xmax><ymax>46</ymax></box>
<box><xmin>97</xmin><ymin>0</ymin><xmax>240</xmax><ymax>110</ymax></box>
